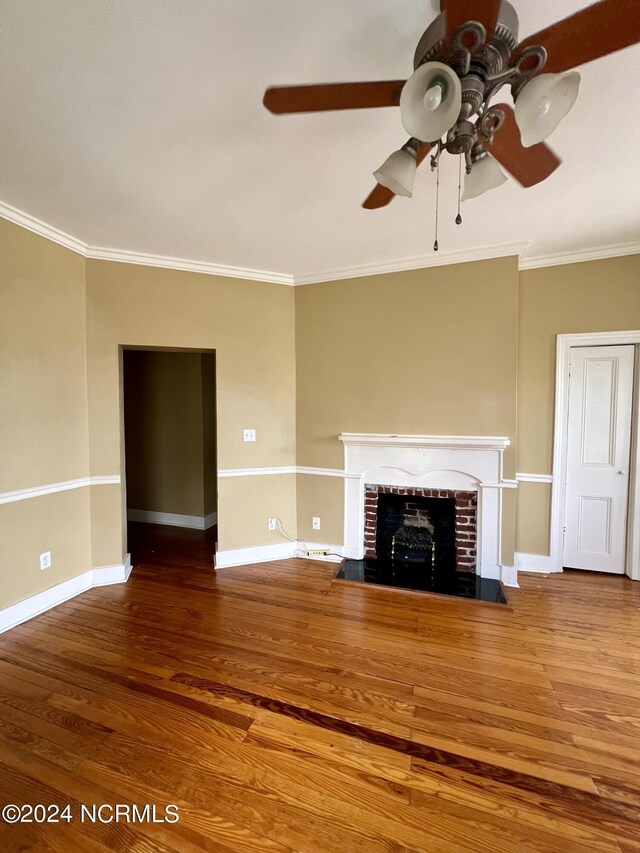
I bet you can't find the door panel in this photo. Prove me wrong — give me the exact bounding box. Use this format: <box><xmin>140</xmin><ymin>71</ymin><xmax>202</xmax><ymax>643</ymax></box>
<box><xmin>581</xmin><ymin>358</ymin><xmax>616</xmax><ymax>466</ymax></box>
<box><xmin>564</xmin><ymin>345</ymin><xmax>634</xmax><ymax>573</ymax></box>
<box><xmin>577</xmin><ymin>496</ymin><xmax>612</xmax><ymax>554</ymax></box>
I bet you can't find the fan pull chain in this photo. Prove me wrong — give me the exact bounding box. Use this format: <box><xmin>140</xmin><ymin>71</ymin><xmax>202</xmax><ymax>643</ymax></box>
<box><xmin>433</xmin><ymin>157</ymin><xmax>440</xmax><ymax>252</ymax></box>
<box><xmin>456</xmin><ymin>155</ymin><xmax>463</xmax><ymax>225</ymax></box>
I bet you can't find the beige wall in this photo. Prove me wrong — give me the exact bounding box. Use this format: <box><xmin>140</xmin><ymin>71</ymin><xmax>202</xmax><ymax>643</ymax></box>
<box><xmin>0</xmin><ymin>218</ymin><xmax>91</xmax><ymax>608</ymax></box>
<box><xmin>295</xmin><ymin>257</ymin><xmax>520</xmax><ymax>563</ymax></box>
<box><xmin>3</xmin><ymin>211</ymin><xmax>639</xmax><ymax>614</ymax></box>
<box><xmin>296</xmin><ymin>474</ymin><xmax>344</xmax><ymax>545</ymax></box>
<box><xmin>123</xmin><ymin>350</ymin><xmax>214</xmax><ymax>518</ymax></box>
<box><xmin>295</xmin><ymin>258</ymin><xmax>519</xmax><ymax>468</ymax></box>
<box><xmin>516</xmin><ymin>255</ymin><xmax>640</xmax><ymax>554</ymax></box>
<box><xmin>220</xmin><ymin>475</ymin><xmax>297</xmax><ymax>551</ymax></box>
<box><xmin>85</xmin><ymin>260</ymin><xmax>296</xmax><ymax>563</ymax></box>
<box><xmin>515</xmin><ymin>482</ymin><xmax>552</xmax><ymax>556</ymax></box>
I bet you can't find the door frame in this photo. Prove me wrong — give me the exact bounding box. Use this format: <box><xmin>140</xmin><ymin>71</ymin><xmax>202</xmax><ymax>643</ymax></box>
<box><xmin>551</xmin><ymin>331</ymin><xmax>640</xmax><ymax>579</ymax></box>
<box><xmin>118</xmin><ymin>345</ymin><xmax>218</xmax><ymax>562</ymax></box>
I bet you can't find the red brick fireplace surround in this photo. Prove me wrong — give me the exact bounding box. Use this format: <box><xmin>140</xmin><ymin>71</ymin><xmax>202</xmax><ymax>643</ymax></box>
<box><xmin>363</xmin><ymin>484</ymin><xmax>478</xmax><ymax>572</ymax></box>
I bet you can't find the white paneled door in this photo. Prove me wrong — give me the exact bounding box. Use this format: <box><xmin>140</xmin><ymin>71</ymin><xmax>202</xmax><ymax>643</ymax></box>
<box><xmin>564</xmin><ymin>345</ymin><xmax>635</xmax><ymax>573</ymax></box>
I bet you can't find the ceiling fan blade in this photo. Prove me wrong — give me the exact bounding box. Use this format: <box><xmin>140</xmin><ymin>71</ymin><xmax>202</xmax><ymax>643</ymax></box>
<box><xmin>441</xmin><ymin>0</ymin><xmax>502</xmax><ymax>41</ymax></box>
<box><xmin>487</xmin><ymin>104</ymin><xmax>560</xmax><ymax>187</ymax></box>
<box><xmin>516</xmin><ymin>0</ymin><xmax>640</xmax><ymax>73</ymax></box>
<box><xmin>362</xmin><ymin>143</ymin><xmax>432</xmax><ymax>209</ymax></box>
<box><xmin>362</xmin><ymin>184</ymin><xmax>396</xmax><ymax>210</ymax></box>
<box><xmin>263</xmin><ymin>81</ymin><xmax>405</xmax><ymax>114</ymax></box>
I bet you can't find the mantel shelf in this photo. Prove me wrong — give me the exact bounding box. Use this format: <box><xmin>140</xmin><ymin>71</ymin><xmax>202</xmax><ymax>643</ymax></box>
<box><xmin>338</xmin><ymin>433</ymin><xmax>510</xmax><ymax>451</ymax></box>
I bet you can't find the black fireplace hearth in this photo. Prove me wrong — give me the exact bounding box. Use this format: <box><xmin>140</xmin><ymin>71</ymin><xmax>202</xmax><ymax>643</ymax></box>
<box><xmin>335</xmin><ymin>558</ymin><xmax>507</xmax><ymax>604</ymax></box>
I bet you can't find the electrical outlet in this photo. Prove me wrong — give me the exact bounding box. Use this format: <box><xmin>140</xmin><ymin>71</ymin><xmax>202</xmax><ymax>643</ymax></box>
<box><xmin>268</xmin><ymin>517</ymin><xmax>277</xmax><ymax>531</ymax></box>
<box><xmin>306</xmin><ymin>549</ymin><xmax>332</xmax><ymax>557</ymax></box>
<box><xmin>312</xmin><ymin>516</ymin><xmax>320</xmax><ymax>530</ymax></box>
<box><xmin>243</xmin><ymin>429</ymin><xmax>256</xmax><ymax>442</ymax></box>
<box><xmin>40</xmin><ymin>551</ymin><xmax>52</xmax><ymax>570</ymax></box>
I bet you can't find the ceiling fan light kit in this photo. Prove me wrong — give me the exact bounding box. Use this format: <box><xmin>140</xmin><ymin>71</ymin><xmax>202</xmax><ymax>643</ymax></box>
<box><xmin>400</xmin><ymin>61</ymin><xmax>462</xmax><ymax>143</ymax></box>
<box><xmin>514</xmin><ymin>71</ymin><xmax>582</xmax><ymax>147</ymax></box>
<box><xmin>373</xmin><ymin>141</ymin><xmax>418</xmax><ymax>197</ymax></box>
<box><xmin>264</xmin><ymin>0</ymin><xmax>640</xmax><ymax>244</ymax></box>
<box><xmin>461</xmin><ymin>152</ymin><xmax>508</xmax><ymax>200</ymax></box>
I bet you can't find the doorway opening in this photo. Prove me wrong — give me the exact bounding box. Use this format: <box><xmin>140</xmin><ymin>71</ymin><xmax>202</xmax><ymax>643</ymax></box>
<box><xmin>551</xmin><ymin>332</ymin><xmax>640</xmax><ymax>580</ymax></box>
<box><xmin>121</xmin><ymin>348</ymin><xmax>217</xmax><ymax>570</ymax></box>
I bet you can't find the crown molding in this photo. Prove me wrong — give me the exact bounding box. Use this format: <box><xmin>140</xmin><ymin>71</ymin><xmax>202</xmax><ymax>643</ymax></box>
<box><xmin>2</xmin><ymin>198</ymin><xmax>639</xmax><ymax>285</ymax></box>
<box><xmin>0</xmin><ymin>200</ymin><xmax>293</xmax><ymax>285</ymax></box>
<box><xmin>0</xmin><ymin>199</ymin><xmax>88</xmax><ymax>255</ymax></box>
<box><xmin>292</xmin><ymin>241</ymin><xmax>529</xmax><ymax>285</ymax></box>
<box><xmin>519</xmin><ymin>241</ymin><xmax>640</xmax><ymax>271</ymax></box>
<box><xmin>85</xmin><ymin>246</ymin><xmax>294</xmax><ymax>285</ymax></box>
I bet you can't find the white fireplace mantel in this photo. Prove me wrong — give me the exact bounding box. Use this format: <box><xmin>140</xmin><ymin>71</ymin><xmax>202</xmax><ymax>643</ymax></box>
<box><xmin>339</xmin><ymin>433</ymin><xmax>517</xmax><ymax>586</ymax></box>
<box><xmin>339</xmin><ymin>433</ymin><xmax>511</xmax><ymax>451</ymax></box>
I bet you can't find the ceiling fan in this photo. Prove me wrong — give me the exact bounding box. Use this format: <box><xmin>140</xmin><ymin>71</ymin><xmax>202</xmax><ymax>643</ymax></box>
<box><xmin>263</xmin><ymin>0</ymin><xmax>640</xmax><ymax>217</ymax></box>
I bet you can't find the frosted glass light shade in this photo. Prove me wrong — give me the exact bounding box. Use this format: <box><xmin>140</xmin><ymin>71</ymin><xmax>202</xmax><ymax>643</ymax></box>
<box><xmin>515</xmin><ymin>72</ymin><xmax>580</xmax><ymax>147</ymax></box>
<box><xmin>462</xmin><ymin>155</ymin><xmax>507</xmax><ymax>201</ymax></box>
<box><xmin>373</xmin><ymin>147</ymin><xmax>417</xmax><ymax>198</ymax></box>
<box><xmin>400</xmin><ymin>62</ymin><xmax>462</xmax><ymax>143</ymax></box>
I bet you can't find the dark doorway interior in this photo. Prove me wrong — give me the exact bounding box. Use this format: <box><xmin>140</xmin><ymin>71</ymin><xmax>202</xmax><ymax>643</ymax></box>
<box><xmin>122</xmin><ymin>348</ymin><xmax>217</xmax><ymax>568</ymax></box>
<box><xmin>126</xmin><ymin>521</ymin><xmax>216</xmax><ymax>569</ymax></box>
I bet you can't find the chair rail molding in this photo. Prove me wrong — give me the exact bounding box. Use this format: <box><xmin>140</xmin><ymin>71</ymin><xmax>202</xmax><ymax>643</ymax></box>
<box><xmin>516</xmin><ymin>472</ymin><xmax>553</xmax><ymax>484</ymax></box>
<box><xmin>0</xmin><ymin>475</ymin><xmax>121</xmax><ymax>505</ymax></box>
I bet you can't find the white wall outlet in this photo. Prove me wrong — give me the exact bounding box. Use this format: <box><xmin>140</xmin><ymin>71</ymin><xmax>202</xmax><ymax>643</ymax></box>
<box><xmin>243</xmin><ymin>429</ymin><xmax>256</xmax><ymax>442</ymax></box>
<box><xmin>268</xmin><ymin>517</ymin><xmax>277</xmax><ymax>531</ymax></box>
<box><xmin>40</xmin><ymin>551</ymin><xmax>52</xmax><ymax>570</ymax></box>
<box><xmin>312</xmin><ymin>517</ymin><xmax>321</xmax><ymax>530</ymax></box>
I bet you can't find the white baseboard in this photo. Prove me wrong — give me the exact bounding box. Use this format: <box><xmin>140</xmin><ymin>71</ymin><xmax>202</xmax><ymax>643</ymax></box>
<box><xmin>127</xmin><ymin>509</ymin><xmax>217</xmax><ymax>530</ymax></box>
<box><xmin>215</xmin><ymin>542</ymin><xmax>345</xmax><ymax>569</ymax></box>
<box><xmin>93</xmin><ymin>553</ymin><xmax>132</xmax><ymax>586</ymax></box>
<box><xmin>515</xmin><ymin>552</ymin><xmax>556</xmax><ymax>573</ymax></box>
<box><xmin>0</xmin><ymin>554</ymin><xmax>132</xmax><ymax>634</ymax></box>
<box><xmin>215</xmin><ymin>542</ymin><xmax>298</xmax><ymax>569</ymax></box>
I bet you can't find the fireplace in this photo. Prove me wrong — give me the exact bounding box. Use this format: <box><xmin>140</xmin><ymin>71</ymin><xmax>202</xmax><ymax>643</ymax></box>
<box><xmin>364</xmin><ymin>484</ymin><xmax>477</xmax><ymax>573</ymax></box>
<box><xmin>337</xmin><ymin>433</ymin><xmax>517</xmax><ymax>588</ymax></box>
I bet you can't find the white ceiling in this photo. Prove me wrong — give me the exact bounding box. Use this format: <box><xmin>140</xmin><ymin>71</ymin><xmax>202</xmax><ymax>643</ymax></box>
<box><xmin>1</xmin><ymin>0</ymin><xmax>639</xmax><ymax>278</ymax></box>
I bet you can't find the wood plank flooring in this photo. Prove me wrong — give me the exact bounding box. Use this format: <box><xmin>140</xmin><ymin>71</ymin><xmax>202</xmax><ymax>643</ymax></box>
<box><xmin>1</xmin><ymin>529</ymin><xmax>639</xmax><ymax>851</ymax></box>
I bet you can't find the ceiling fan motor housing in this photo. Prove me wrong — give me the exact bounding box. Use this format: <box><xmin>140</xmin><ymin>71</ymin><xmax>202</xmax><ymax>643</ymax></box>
<box><xmin>447</xmin><ymin>120</ymin><xmax>476</xmax><ymax>155</ymax></box>
<box><xmin>413</xmin><ymin>1</ymin><xmax>519</xmax><ymax>72</ymax></box>
<box><xmin>410</xmin><ymin>2</ymin><xmax>522</xmax><ymax>160</ymax></box>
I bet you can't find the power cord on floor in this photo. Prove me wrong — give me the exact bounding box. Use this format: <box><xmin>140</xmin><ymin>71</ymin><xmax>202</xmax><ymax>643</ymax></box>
<box><xmin>272</xmin><ymin>517</ymin><xmax>342</xmax><ymax>562</ymax></box>
<box><xmin>273</xmin><ymin>517</ymin><xmax>309</xmax><ymax>558</ymax></box>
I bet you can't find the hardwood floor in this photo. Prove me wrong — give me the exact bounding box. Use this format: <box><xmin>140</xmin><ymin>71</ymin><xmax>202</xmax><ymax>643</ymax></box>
<box><xmin>1</xmin><ymin>531</ymin><xmax>639</xmax><ymax>851</ymax></box>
